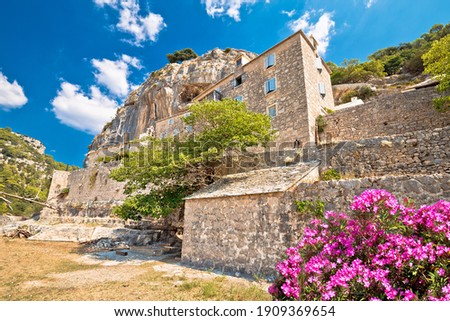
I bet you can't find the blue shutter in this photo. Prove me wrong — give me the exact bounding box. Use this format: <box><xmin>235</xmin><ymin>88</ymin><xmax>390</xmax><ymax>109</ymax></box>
<box><xmin>265</xmin><ymin>54</ymin><xmax>275</xmax><ymax>68</ymax></box>
<box><xmin>268</xmin><ymin>106</ymin><xmax>276</xmax><ymax>118</ymax></box>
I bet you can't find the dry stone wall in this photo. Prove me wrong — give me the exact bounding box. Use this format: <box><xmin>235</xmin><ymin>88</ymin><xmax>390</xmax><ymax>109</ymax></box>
<box><xmin>294</xmin><ymin>173</ymin><xmax>450</xmax><ymax>214</ymax></box>
<box><xmin>319</xmin><ymin>126</ymin><xmax>450</xmax><ymax>178</ymax></box>
<box><xmin>64</xmin><ymin>163</ymin><xmax>126</xmax><ymax>203</ymax></box>
<box><xmin>320</xmin><ymin>87</ymin><xmax>447</xmax><ymax>143</ymax></box>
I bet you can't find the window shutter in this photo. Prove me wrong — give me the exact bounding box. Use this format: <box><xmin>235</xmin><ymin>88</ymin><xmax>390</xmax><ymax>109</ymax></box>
<box><xmin>265</xmin><ymin>54</ymin><xmax>275</xmax><ymax>68</ymax></box>
<box><xmin>269</xmin><ymin>54</ymin><xmax>275</xmax><ymax>67</ymax></box>
<box><xmin>319</xmin><ymin>82</ymin><xmax>326</xmax><ymax>95</ymax></box>
<box><xmin>316</xmin><ymin>57</ymin><xmax>323</xmax><ymax>70</ymax></box>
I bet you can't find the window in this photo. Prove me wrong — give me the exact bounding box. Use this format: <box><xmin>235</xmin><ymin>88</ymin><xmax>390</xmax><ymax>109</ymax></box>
<box><xmin>168</xmin><ymin>119</ymin><xmax>174</xmax><ymax>125</ymax></box>
<box><xmin>318</xmin><ymin>82</ymin><xmax>326</xmax><ymax>96</ymax></box>
<box><xmin>184</xmin><ymin>112</ymin><xmax>190</xmax><ymax>117</ymax></box>
<box><xmin>265</xmin><ymin>53</ymin><xmax>275</xmax><ymax>68</ymax></box>
<box><xmin>173</xmin><ymin>128</ymin><xmax>179</xmax><ymax>136</ymax></box>
<box><xmin>186</xmin><ymin>125</ymin><xmax>193</xmax><ymax>133</ymax></box>
<box><xmin>268</xmin><ymin>105</ymin><xmax>277</xmax><ymax>119</ymax></box>
<box><xmin>236</xmin><ymin>58</ymin><xmax>242</xmax><ymax>67</ymax></box>
<box><xmin>232</xmin><ymin>75</ymin><xmax>243</xmax><ymax>87</ymax></box>
<box><xmin>316</xmin><ymin>57</ymin><xmax>323</xmax><ymax>71</ymax></box>
<box><xmin>207</xmin><ymin>90</ymin><xmax>222</xmax><ymax>101</ymax></box>
<box><xmin>265</xmin><ymin>78</ymin><xmax>276</xmax><ymax>94</ymax></box>
<box><xmin>235</xmin><ymin>95</ymin><xmax>243</xmax><ymax>102</ymax></box>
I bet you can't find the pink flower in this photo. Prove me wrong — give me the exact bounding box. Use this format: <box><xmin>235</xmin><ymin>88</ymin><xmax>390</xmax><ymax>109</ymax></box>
<box><xmin>270</xmin><ymin>190</ymin><xmax>450</xmax><ymax>301</ymax></box>
<box><xmin>402</xmin><ymin>290</ymin><xmax>415</xmax><ymax>301</ymax></box>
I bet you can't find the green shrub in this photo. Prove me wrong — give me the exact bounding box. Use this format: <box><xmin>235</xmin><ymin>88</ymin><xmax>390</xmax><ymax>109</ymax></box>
<box><xmin>316</xmin><ymin>115</ymin><xmax>327</xmax><ymax>133</ymax></box>
<box><xmin>295</xmin><ymin>199</ymin><xmax>325</xmax><ymax>218</ymax></box>
<box><xmin>320</xmin><ymin>169</ymin><xmax>341</xmax><ymax>181</ymax></box>
<box><xmin>60</xmin><ymin>187</ymin><xmax>70</xmax><ymax>195</ymax></box>
<box><xmin>167</xmin><ymin>48</ymin><xmax>198</xmax><ymax>64</ymax></box>
<box><xmin>340</xmin><ymin>86</ymin><xmax>376</xmax><ymax>104</ymax></box>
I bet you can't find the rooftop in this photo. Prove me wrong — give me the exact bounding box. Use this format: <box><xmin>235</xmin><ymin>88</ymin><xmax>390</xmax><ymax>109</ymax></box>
<box><xmin>185</xmin><ymin>161</ymin><xmax>319</xmax><ymax>200</ymax></box>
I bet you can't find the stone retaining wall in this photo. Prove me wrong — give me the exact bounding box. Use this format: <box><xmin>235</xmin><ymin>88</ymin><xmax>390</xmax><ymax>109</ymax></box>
<box><xmin>294</xmin><ymin>173</ymin><xmax>450</xmax><ymax>214</ymax></box>
<box><xmin>320</xmin><ymin>126</ymin><xmax>450</xmax><ymax>177</ymax></box>
<box><xmin>320</xmin><ymin>87</ymin><xmax>448</xmax><ymax>143</ymax></box>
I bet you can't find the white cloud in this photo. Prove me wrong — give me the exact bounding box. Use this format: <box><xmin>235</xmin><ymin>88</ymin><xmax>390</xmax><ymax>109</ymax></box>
<box><xmin>0</xmin><ymin>72</ymin><xmax>28</xmax><ymax>111</ymax></box>
<box><xmin>281</xmin><ymin>9</ymin><xmax>296</xmax><ymax>18</ymax></box>
<box><xmin>94</xmin><ymin>0</ymin><xmax>166</xmax><ymax>45</ymax></box>
<box><xmin>288</xmin><ymin>11</ymin><xmax>335</xmax><ymax>56</ymax></box>
<box><xmin>366</xmin><ymin>0</ymin><xmax>376</xmax><ymax>8</ymax></box>
<box><xmin>202</xmin><ymin>0</ymin><xmax>268</xmax><ymax>22</ymax></box>
<box><xmin>91</xmin><ymin>54</ymin><xmax>141</xmax><ymax>97</ymax></box>
<box><xmin>94</xmin><ymin>0</ymin><xmax>118</xmax><ymax>7</ymax></box>
<box><xmin>121</xmin><ymin>54</ymin><xmax>142</xmax><ymax>69</ymax></box>
<box><xmin>51</xmin><ymin>82</ymin><xmax>118</xmax><ymax>135</ymax></box>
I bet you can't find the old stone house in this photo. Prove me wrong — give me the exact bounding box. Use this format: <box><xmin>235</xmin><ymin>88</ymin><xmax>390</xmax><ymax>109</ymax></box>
<box><xmin>154</xmin><ymin>30</ymin><xmax>334</xmax><ymax>146</ymax></box>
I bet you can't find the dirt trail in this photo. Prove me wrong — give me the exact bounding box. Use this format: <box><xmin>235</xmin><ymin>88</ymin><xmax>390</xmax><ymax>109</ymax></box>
<box><xmin>0</xmin><ymin>238</ymin><xmax>270</xmax><ymax>301</ymax></box>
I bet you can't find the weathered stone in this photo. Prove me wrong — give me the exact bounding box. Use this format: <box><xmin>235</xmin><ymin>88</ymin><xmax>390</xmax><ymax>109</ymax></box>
<box><xmin>381</xmin><ymin>140</ymin><xmax>393</xmax><ymax>148</ymax></box>
<box><xmin>182</xmin><ymin>173</ymin><xmax>450</xmax><ymax>276</ymax></box>
<box><xmin>85</xmin><ymin>48</ymin><xmax>258</xmax><ymax>167</ymax></box>
<box><xmin>319</xmin><ymin>87</ymin><xmax>448</xmax><ymax>144</ymax></box>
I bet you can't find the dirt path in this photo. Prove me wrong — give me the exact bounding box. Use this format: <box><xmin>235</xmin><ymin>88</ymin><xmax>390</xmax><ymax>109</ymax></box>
<box><xmin>0</xmin><ymin>238</ymin><xmax>270</xmax><ymax>301</ymax></box>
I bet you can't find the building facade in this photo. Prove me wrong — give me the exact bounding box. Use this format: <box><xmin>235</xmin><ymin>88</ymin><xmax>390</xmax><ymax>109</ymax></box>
<box><xmin>154</xmin><ymin>30</ymin><xmax>334</xmax><ymax>146</ymax></box>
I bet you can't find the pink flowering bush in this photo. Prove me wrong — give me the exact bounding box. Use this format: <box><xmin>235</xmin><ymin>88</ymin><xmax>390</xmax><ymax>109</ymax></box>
<box><xmin>269</xmin><ymin>190</ymin><xmax>450</xmax><ymax>301</ymax></box>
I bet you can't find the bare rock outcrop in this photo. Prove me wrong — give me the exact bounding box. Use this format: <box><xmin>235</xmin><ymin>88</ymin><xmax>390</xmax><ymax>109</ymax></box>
<box><xmin>85</xmin><ymin>48</ymin><xmax>257</xmax><ymax>166</ymax></box>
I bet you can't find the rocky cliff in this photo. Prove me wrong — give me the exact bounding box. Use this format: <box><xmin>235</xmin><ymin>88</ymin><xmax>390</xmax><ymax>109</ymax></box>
<box><xmin>0</xmin><ymin>127</ymin><xmax>78</xmax><ymax>216</ymax></box>
<box><xmin>85</xmin><ymin>48</ymin><xmax>257</xmax><ymax>166</ymax></box>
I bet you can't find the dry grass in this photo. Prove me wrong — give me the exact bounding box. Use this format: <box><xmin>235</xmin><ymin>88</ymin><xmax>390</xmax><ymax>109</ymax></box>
<box><xmin>0</xmin><ymin>238</ymin><xmax>271</xmax><ymax>301</ymax></box>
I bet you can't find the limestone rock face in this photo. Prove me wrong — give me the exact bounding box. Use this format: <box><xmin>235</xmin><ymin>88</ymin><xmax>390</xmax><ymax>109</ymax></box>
<box><xmin>85</xmin><ymin>49</ymin><xmax>257</xmax><ymax>166</ymax></box>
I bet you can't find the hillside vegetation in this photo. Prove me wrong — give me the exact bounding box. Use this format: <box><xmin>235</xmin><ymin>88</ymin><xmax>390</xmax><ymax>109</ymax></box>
<box><xmin>328</xmin><ymin>23</ymin><xmax>450</xmax><ymax>85</ymax></box>
<box><xmin>0</xmin><ymin>128</ymin><xmax>78</xmax><ymax>217</ymax></box>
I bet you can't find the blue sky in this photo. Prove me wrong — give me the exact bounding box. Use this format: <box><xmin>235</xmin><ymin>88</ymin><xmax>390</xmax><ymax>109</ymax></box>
<box><xmin>0</xmin><ymin>0</ymin><xmax>448</xmax><ymax>166</ymax></box>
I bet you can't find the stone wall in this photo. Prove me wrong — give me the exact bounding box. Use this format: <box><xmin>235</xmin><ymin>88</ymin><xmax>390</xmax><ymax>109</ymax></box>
<box><xmin>294</xmin><ymin>173</ymin><xmax>450</xmax><ymax>214</ymax></box>
<box><xmin>182</xmin><ymin>173</ymin><xmax>450</xmax><ymax>276</ymax></box>
<box><xmin>41</xmin><ymin>163</ymin><xmax>126</xmax><ymax>222</ymax></box>
<box><xmin>64</xmin><ymin>163</ymin><xmax>126</xmax><ymax>203</ymax></box>
<box><xmin>195</xmin><ymin>31</ymin><xmax>333</xmax><ymax>145</ymax></box>
<box><xmin>182</xmin><ymin>192</ymin><xmax>304</xmax><ymax>276</ymax></box>
<box><xmin>46</xmin><ymin>170</ymin><xmax>70</xmax><ymax>203</ymax></box>
<box><xmin>301</xmin><ymin>36</ymin><xmax>334</xmax><ymax>141</ymax></box>
<box><xmin>319</xmin><ymin>126</ymin><xmax>450</xmax><ymax>177</ymax></box>
<box><xmin>155</xmin><ymin>112</ymin><xmax>191</xmax><ymax>138</ymax></box>
<box><xmin>320</xmin><ymin>87</ymin><xmax>447</xmax><ymax>143</ymax></box>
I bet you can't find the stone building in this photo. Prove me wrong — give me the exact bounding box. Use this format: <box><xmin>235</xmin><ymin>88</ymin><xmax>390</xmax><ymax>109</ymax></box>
<box><xmin>181</xmin><ymin>86</ymin><xmax>450</xmax><ymax>276</ymax></box>
<box><xmin>154</xmin><ymin>30</ymin><xmax>334</xmax><ymax>145</ymax></box>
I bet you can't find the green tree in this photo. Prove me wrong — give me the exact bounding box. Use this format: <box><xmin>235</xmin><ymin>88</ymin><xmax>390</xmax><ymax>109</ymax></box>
<box><xmin>422</xmin><ymin>34</ymin><xmax>450</xmax><ymax>112</ymax></box>
<box><xmin>0</xmin><ymin>127</ymin><xmax>78</xmax><ymax>216</ymax></box>
<box><xmin>110</xmin><ymin>99</ymin><xmax>276</xmax><ymax>220</ymax></box>
<box><xmin>166</xmin><ymin>48</ymin><xmax>198</xmax><ymax>63</ymax></box>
